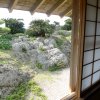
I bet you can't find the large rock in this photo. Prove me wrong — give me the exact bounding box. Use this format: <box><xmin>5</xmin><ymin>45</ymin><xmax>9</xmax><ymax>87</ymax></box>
<box><xmin>44</xmin><ymin>38</ymin><xmax>56</xmax><ymax>47</ymax></box>
<box><xmin>47</xmin><ymin>48</ymin><xmax>68</xmax><ymax>67</ymax></box>
<box><xmin>0</xmin><ymin>64</ymin><xmax>29</xmax><ymax>98</ymax></box>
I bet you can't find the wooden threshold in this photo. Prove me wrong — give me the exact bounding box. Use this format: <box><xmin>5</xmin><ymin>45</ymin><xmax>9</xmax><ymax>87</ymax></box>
<box><xmin>61</xmin><ymin>92</ymin><xmax>76</xmax><ymax>100</ymax></box>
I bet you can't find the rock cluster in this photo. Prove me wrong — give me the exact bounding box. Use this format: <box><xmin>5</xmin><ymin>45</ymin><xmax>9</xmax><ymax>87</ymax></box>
<box><xmin>12</xmin><ymin>36</ymin><xmax>71</xmax><ymax>69</ymax></box>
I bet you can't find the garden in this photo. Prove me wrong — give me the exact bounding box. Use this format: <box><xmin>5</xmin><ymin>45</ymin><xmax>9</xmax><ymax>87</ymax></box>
<box><xmin>0</xmin><ymin>18</ymin><xmax>72</xmax><ymax>100</ymax></box>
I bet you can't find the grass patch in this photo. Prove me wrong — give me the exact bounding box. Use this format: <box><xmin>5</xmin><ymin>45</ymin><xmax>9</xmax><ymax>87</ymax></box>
<box><xmin>66</xmin><ymin>35</ymin><xmax>71</xmax><ymax>42</ymax></box>
<box><xmin>21</xmin><ymin>47</ymin><xmax>27</xmax><ymax>53</ymax></box>
<box><xmin>0</xmin><ymin>50</ymin><xmax>16</xmax><ymax>65</ymax></box>
<box><xmin>29</xmin><ymin>36</ymin><xmax>36</xmax><ymax>41</ymax></box>
<box><xmin>49</xmin><ymin>62</ymin><xmax>65</xmax><ymax>72</ymax></box>
<box><xmin>6</xmin><ymin>82</ymin><xmax>28</xmax><ymax>100</ymax></box>
<box><xmin>55</xmin><ymin>38</ymin><xmax>65</xmax><ymax>48</ymax></box>
<box><xmin>6</xmin><ymin>80</ymin><xmax>47</xmax><ymax>100</ymax></box>
<box><xmin>14</xmin><ymin>33</ymin><xmax>27</xmax><ymax>37</ymax></box>
<box><xmin>39</xmin><ymin>46</ymin><xmax>46</xmax><ymax>52</ymax></box>
<box><xmin>35</xmin><ymin>61</ymin><xmax>43</xmax><ymax>69</ymax></box>
<box><xmin>34</xmin><ymin>72</ymin><xmax>53</xmax><ymax>82</ymax></box>
<box><xmin>0</xmin><ymin>60</ymin><xmax>9</xmax><ymax>64</ymax></box>
<box><xmin>0</xmin><ymin>50</ymin><xmax>11</xmax><ymax>59</ymax></box>
<box><xmin>49</xmin><ymin>65</ymin><xmax>61</xmax><ymax>71</ymax></box>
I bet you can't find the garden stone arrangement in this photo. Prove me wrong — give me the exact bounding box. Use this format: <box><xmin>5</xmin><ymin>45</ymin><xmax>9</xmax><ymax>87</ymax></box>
<box><xmin>12</xmin><ymin>35</ymin><xmax>71</xmax><ymax>70</ymax></box>
<box><xmin>0</xmin><ymin>64</ymin><xmax>29</xmax><ymax>99</ymax></box>
<box><xmin>0</xmin><ymin>18</ymin><xmax>72</xmax><ymax>99</ymax></box>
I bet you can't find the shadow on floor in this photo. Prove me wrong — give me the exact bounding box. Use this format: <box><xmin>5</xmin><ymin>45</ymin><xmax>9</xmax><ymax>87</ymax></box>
<box><xmin>85</xmin><ymin>88</ymin><xmax>100</xmax><ymax>100</ymax></box>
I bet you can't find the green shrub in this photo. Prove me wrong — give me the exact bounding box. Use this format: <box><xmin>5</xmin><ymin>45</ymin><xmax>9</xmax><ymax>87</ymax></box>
<box><xmin>0</xmin><ymin>39</ymin><xmax>12</xmax><ymax>50</ymax></box>
<box><xmin>25</xmin><ymin>28</ymin><xmax>37</xmax><ymax>37</ymax></box>
<box><xmin>0</xmin><ymin>27</ymin><xmax>11</xmax><ymax>34</ymax></box>
<box><xmin>0</xmin><ymin>34</ymin><xmax>14</xmax><ymax>40</ymax></box>
<box><xmin>0</xmin><ymin>34</ymin><xmax>13</xmax><ymax>50</ymax></box>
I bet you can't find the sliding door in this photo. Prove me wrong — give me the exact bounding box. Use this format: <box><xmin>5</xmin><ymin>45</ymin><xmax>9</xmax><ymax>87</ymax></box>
<box><xmin>81</xmin><ymin>0</ymin><xmax>100</xmax><ymax>97</ymax></box>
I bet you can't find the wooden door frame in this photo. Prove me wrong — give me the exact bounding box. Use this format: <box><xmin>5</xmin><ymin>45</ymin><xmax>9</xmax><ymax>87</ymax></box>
<box><xmin>62</xmin><ymin>0</ymin><xmax>88</xmax><ymax>99</ymax></box>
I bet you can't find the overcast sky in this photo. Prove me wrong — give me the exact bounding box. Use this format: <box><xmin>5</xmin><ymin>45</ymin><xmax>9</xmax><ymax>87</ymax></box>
<box><xmin>0</xmin><ymin>8</ymin><xmax>69</xmax><ymax>28</ymax></box>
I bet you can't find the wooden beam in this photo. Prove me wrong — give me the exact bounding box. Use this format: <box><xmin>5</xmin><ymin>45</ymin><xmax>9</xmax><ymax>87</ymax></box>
<box><xmin>9</xmin><ymin>0</ymin><xmax>18</xmax><ymax>12</ymax></box>
<box><xmin>66</xmin><ymin>10</ymin><xmax>72</xmax><ymax>17</ymax></box>
<box><xmin>46</xmin><ymin>0</ymin><xmax>66</xmax><ymax>16</ymax></box>
<box><xmin>60</xmin><ymin>5</ymin><xmax>72</xmax><ymax>17</ymax></box>
<box><xmin>30</xmin><ymin>0</ymin><xmax>45</xmax><ymax>15</ymax></box>
<box><xmin>68</xmin><ymin>14</ymin><xmax>72</xmax><ymax>18</ymax></box>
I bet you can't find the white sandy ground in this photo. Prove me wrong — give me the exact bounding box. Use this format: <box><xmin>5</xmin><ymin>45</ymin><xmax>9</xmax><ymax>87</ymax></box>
<box><xmin>34</xmin><ymin>68</ymin><xmax>70</xmax><ymax>100</ymax></box>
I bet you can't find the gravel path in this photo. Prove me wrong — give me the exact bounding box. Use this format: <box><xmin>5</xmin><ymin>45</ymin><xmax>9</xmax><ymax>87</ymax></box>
<box><xmin>34</xmin><ymin>68</ymin><xmax>70</xmax><ymax>100</ymax></box>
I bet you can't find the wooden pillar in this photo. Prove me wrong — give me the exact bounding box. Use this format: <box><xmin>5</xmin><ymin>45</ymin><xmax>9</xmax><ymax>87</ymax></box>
<box><xmin>70</xmin><ymin>0</ymin><xmax>86</xmax><ymax>99</ymax></box>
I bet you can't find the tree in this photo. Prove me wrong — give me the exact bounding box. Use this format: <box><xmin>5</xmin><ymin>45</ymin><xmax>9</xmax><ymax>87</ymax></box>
<box><xmin>3</xmin><ymin>18</ymin><xmax>25</xmax><ymax>34</ymax></box>
<box><xmin>62</xmin><ymin>18</ymin><xmax>72</xmax><ymax>31</ymax></box>
<box><xmin>53</xmin><ymin>21</ymin><xmax>60</xmax><ymax>26</ymax></box>
<box><xmin>26</xmin><ymin>19</ymin><xmax>55</xmax><ymax>37</ymax></box>
<box><xmin>53</xmin><ymin>21</ymin><xmax>61</xmax><ymax>31</ymax></box>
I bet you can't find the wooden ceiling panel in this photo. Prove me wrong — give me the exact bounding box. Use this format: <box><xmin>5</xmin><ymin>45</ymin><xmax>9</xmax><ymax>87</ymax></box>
<box><xmin>37</xmin><ymin>0</ymin><xmax>60</xmax><ymax>13</ymax></box>
<box><xmin>0</xmin><ymin>0</ymin><xmax>72</xmax><ymax>17</ymax></box>
<box><xmin>54</xmin><ymin>0</ymin><xmax>72</xmax><ymax>14</ymax></box>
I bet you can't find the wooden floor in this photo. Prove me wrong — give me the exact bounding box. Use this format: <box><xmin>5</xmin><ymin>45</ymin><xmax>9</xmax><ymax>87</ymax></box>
<box><xmin>85</xmin><ymin>88</ymin><xmax>100</xmax><ymax>100</ymax></box>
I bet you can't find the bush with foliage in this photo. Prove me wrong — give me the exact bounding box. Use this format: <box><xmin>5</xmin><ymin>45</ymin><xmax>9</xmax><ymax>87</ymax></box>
<box><xmin>61</xmin><ymin>18</ymin><xmax>72</xmax><ymax>31</ymax></box>
<box><xmin>25</xmin><ymin>28</ymin><xmax>36</xmax><ymax>37</ymax></box>
<box><xmin>0</xmin><ymin>40</ymin><xmax>11</xmax><ymax>50</ymax></box>
<box><xmin>26</xmin><ymin>19</ymin><xmax>55</xmax><ymax>37</ymax></box>
<box><xmin>0</xmin><ymin>34</ymin><xmax>14</xmax><ymax>50</ymax></box>
<box><xmin>3</xmin><ymin>18</ymin><xmax>25</xmax><ymax>34</ymax></box>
